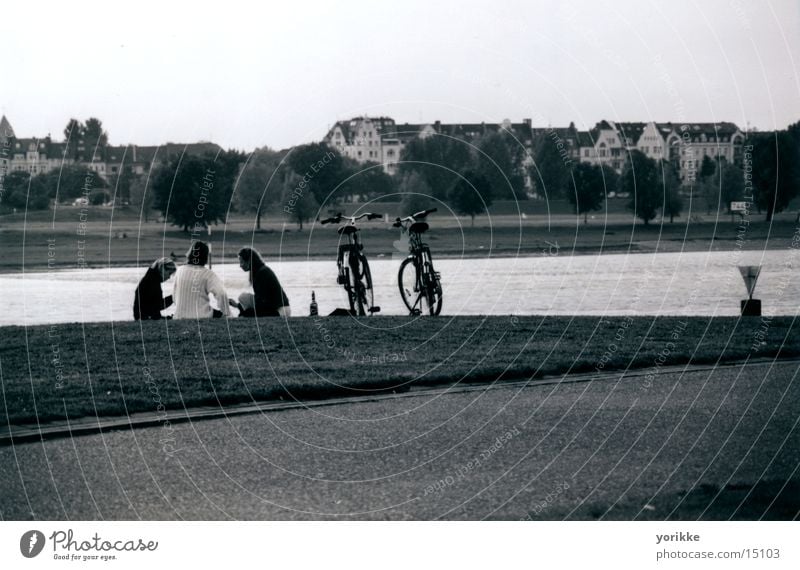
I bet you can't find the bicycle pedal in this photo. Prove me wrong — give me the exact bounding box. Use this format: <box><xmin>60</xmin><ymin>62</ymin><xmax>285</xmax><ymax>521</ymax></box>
<box><xmin>410</xmin><ymin>309</ymin><xmax>421</xmax><ymax>316</ymax></box>
<box><xmin>369</xmin><ymin>306</ymin><xmax>381</xmax><ymax>313</ymax></box>
<box><xmin>337</xmin><ymin>275</ymin><xmax>347</xmax><ymax>285</ymax></box>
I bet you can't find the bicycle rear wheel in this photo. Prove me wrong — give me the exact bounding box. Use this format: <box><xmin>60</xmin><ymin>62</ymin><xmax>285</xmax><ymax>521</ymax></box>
<box><xmin>349</xmin><ymin>253</ymin><xmax>375</xmax><ymax>316</ymax></box>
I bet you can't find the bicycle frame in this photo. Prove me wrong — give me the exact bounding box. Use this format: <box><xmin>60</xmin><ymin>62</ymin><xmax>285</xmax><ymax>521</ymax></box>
<box><xmin>395</xmin><ymin>208</ymin><xmax>442</xmax><ymax>316</ymax></box>
<box><xmin>320</xmin><ymin>212</ymin><xmax>382</xmax><ymax>316</ymax></box>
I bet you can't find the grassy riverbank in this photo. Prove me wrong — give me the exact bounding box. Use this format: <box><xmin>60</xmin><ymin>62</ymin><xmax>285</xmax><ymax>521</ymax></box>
<box><xmin>1</xmin><ymin>316</ymin><xmax>797</xmax><ymax>427</ymax></box>
<box><xmin>1</xmin><ymin>202</ymin><xmax>798</xmax><ymax>271</ymax></box>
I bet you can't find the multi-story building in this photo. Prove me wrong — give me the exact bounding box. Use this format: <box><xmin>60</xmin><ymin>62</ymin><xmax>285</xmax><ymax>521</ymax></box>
<box><xmin>575</xmin><ymin>120</ymin><xmax>626</xmax><ymax>172</ymax></box>
<box><xmin>324</xmin><ymin>116</ymin><xmax>533</xmax><ymax>175</ymax></box>
<box><xmin>1</xmin><ymin>115</ymin><xmax>15</xmax><ymax>174</ymax></box>
<box><xmin>557</xmin><ymin>120</ymin><xmax>745</xmax><ymax>181</ymax></box>
<box><xmin>0</xmin><ymin>115</ymin><xmax>221</xmax><ymax>187</ymax></box>
<box><xmin>663</xmin><ymin>122</ymin><xmax>745</xmax><ymax>183</ymax></box>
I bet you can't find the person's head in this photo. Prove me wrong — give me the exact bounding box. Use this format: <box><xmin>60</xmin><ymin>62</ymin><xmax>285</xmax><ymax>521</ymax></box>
<box><xmin>237</xmin><ymin>247</ymin><xmax>265</xmax><ymax>274</ymax></box>
<box><xmin>186</xmin><ymin>241</ymin><xmax>210</xmax><ymax>266</ymax></box>
<box><xmin>151</xmin><ymin>257</ymin><xmax>177</xmax><ymax>282</ymax></box>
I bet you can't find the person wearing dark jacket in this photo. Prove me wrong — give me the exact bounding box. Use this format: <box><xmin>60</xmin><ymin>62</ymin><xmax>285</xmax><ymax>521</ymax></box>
<box><xmin>232</xmin><ymin>247</ymin><xmax>290</xmax><ymax>317</ymax></box>
<box><xmin>133</xmin><ymin>258</ymin><xmax>177</xmax><ymax>320</ymax></box>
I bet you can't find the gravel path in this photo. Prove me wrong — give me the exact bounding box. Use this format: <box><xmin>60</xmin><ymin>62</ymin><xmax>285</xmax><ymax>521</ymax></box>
<box><xmin>1</xmin><ymin>360</ymin><xmax>798</xmax><ymax>520</ymax></box>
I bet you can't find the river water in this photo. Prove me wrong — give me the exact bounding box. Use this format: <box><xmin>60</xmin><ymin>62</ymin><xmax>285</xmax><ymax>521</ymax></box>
<box><xmin>1</xmin><ymin>250</ymin><xmax>797</xmax><ymax>326</ymax></box>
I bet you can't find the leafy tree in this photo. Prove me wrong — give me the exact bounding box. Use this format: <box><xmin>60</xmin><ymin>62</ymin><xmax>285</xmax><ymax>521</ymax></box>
<box><xmin>567</xmin><ymin>162</ymin><xmax>606</xmax><ymax>223</ymax></box>
<box><xmin>530</xmin><ymin>134</ymin><xmax>572</xmax><ymax>199</ymax></box>
<box><xmin>447</xmin><ymin>170</ymin><xmax>493</xmax><ymax>226</ymax></box>
<box><xmin>661</xmin><ymin>161</ymin><xmax>683</xmax><ymax>223</ymax></box>
<box><xmin>127</xmin><ymin>175</ymin><xmax>154</xmax><ymax>221</ymax></box>
<box><xmin>282</xmin><ymin>171</ymin><xmax>319</xmax><ymax>230</ymax></box>
<box><xmin>211</xmin><ymin>148</ymin><xmax>247</xmax><ymax>207</ymax></box>
<box><xmin>2</xmin><ymin>172</ymin><xmax>49</xmax><ymax>210</ymax></box>
<box><xmin>1</xmin><ymin>171</ymin><xmax>32</xmax><ymax>207</ymax></box>
<box><xmin>236</xmin><ymin>148</ymin><xmax>284</xmax><ymax>229</ymax></box>
<box><xmin>600</xmin><ymin>164</ymin><xmax>620</xmax><ymax>196</ymax></box>
<box><xmin>399</xmin><ymin>136</ymin><xmax>472</xmax><ymax>200</ymax></box>
<box><xmin>696</xmin><ymin>155</ymin><xmax>729</xmax><ymax>214</ymax></box>
<box><xmin>286</xmin><ymin>143</ymin><xmax>346</xmax><ymax>204</ymax></box>
<box><xmin>112</xmin><ymin>167</ymin><xmax>135</xmax><ymax>205</ymax></box>
<box><xmin>83</xmin><ymin>117</ymin><xmax>108</xmax><ymax>155</ymax></box>
<box><xmin>719</xmin><ymin>162</ymin><xmax>744</xmax><ymax>212</ymax></box>
<box><xmin>398</xmin><ymin>171</ymin><xmax>433</xmax><ymax>215</ymax></box>
<box><xmin>43</xmin><ymin>165</ymin><xmax>106</xmax><ymax>201</ymax></box>
<box><xmin>27</xmin><ymin>176</ymin><xmax>51</xmax><ymax>210</ymax></box>
<box><xmin>89</xmin><ymin>190</ymin><xmax>108</xmax><ymax>205</ymax></box>
<box><xmin>344</xmin><ymin>162</ymin><xmax>395</xmax><ymax>201</ymax></box>
<box><xmin>152</xmin><ymin>154</ymin><xmax>229</xmax><ymax>232</ymax></box>
<box><xmin>695</xmin><ymin>178</ymin><xmax>718</xmax><ymax>215</ymax></box>
<box><xmin>475</xmin><ymin>131</ymin><xmax>526</xmax><ymax>200</ymax></box>
<box><xmin>63</xmin><ymin>118</ymin><xmax>83</xmax><ymax>142</ymax></box>
<box><xmin>750</xmin><ymin>130</ymin><xmax>800</xmax><ymax>222</ymax></box>
<box><xmin>699</xmin><ymin>155</ymin><xmax>717</xmax><ymax>180</ymax></box>
<box><xmin>622</xmin><ymin>150</ymin><xmax>660</xmax><ymax>225</ymax></box>
<box><xmin>63</xmin><ymin>118</ymin><xmax>84</xmax><ymax>160</ymax></box>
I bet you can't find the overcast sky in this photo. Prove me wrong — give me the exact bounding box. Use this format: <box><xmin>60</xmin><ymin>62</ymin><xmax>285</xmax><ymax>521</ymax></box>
<box><xmin>1</xmin><ymin>0</ymin><xmax>798</xmax><ymax>151</ymax></box>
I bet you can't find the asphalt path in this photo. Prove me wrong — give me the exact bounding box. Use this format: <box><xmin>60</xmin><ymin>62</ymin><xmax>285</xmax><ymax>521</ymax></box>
<box><xmin>1</xmin><ymin>360</ymin><xmax>798</xmax><ymax>520</ymax></box>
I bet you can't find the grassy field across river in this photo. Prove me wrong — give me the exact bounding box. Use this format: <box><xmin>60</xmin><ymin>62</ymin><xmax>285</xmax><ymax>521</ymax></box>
<box><xmin>2</xmin><ymin>202</ymin><xmax>798</xmax><ymax>271</ymax></box>
<box><xmin>1</xmin><ymin>316</ymin><xmax>797</xmax><ymax>427</ymax></box>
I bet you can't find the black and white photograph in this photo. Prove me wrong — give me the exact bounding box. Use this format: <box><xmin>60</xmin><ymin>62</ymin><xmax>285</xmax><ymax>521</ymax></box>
<box><xmin>0</xmin><ymin>0</ymin><xmax>799</xmax><ymax>566</ymax></box>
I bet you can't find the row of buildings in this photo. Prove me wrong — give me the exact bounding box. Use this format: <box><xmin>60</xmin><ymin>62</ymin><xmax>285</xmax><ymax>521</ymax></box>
<box><xmin>0</xmin><ymin>115</ymin><xmax>220</xmax><ymax>183</ymax></box>
<box><xmin>323</xmin><ymin>116</ymin><xmax>747</xmax><ymax>183</ymax></box>
<box><xmin>2</xmin><ymin>113</ymin><xmax>746</xmax><ymax>193</ymax></box>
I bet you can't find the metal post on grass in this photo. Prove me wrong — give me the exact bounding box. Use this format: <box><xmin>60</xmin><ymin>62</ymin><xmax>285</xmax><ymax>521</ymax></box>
<box><xmin>207</xmin><ymin>224</ymin><xmax>212</xmax><ymax>269</ymax></box>
<box><xmin>738</xmin><ymin>265</ymin><xmax>761</xmax><ymax>316</ymax></box>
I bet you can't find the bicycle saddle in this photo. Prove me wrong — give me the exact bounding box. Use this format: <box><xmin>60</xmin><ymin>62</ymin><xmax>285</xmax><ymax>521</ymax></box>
<box><xmin>338</xmin><ymin>225</ymin><xmax>359</xmax><ymax>235</ymax></box>
<box><xmin>409</xmin><ymin>221</ymin><xmax>429</xmax><ymax>234</ymax></box>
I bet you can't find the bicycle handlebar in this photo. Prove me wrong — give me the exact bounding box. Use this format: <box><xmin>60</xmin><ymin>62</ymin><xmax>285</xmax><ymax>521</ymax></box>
<box><xmin>319</xmin><ymin>212</ymin><xmax>382</xmax><ymax>225</ymax></box>
<box><xmin>319</xmin><ymin>213</ymin><xmax>341</xmax><ymax>225</ymax></box>
<box><xmin>394</xmin><ymin>208</ymin><xmax>438</xmax><ymax>226</ymax></box>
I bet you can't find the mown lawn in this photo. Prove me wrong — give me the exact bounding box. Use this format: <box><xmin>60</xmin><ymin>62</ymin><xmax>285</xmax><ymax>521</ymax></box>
<box><xmin>1</xmin><ymin>316</ymin><xmax>797</xmax><ymax>427</ymax></box>
<box><xmin>2</xmin><ymin>204</ymin><xmax>797</xmax><ymax>271</ymax></box>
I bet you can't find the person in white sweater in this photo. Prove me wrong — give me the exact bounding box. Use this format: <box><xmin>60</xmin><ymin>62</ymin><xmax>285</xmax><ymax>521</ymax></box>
<box><xmin>172</xmin><ymin>241</ymin><xmax>230</xmax><ymax>319</ymax></box>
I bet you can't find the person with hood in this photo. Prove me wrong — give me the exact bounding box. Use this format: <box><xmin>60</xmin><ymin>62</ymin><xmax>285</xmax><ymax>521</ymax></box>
<box><xmin>133</xmin><ymin>257</ymin><xmax>177</xmax><ymax>320</ymax></box>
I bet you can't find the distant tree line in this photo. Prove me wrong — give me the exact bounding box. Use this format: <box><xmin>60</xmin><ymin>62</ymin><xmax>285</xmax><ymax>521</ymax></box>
<box><xmin>3</xmin><ymin>119</ymin><xmax>798</xmax><ymax>228</ymax></box>
<box><xmin>531</xmin><ymin>121</ymin><xmax>800</xmax><ymax>225</ymax></box>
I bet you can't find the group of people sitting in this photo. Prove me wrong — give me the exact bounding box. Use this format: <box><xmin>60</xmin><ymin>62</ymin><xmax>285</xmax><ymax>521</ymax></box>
<box><xmin>133</xmin><ymin>241</ymin><xmax>290</xmax><ymax>320</ymax></box>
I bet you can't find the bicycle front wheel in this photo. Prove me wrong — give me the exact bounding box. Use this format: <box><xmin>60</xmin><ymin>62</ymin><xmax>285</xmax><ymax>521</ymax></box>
<box><xmin>398</xmin><ymin>257</ymin><xmax>420</xmax><ymax>314</ymax></box>
<box><xmin>399</xmin><ymin>256</ymin><xmax>440</xmax><ymax>315</ymax></box>
<box><xmin>421</xmin><ymin>252</ymin><xmax>442</xmax><ymax>316</ymax></box>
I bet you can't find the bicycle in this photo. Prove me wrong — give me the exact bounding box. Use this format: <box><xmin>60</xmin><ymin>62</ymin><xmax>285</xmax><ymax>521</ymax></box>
<box><xmin>393</xmin><ymin>208</ymin><xmax>442</xmax><ymax>316</ymax></box>
<box><xmin>319</xmin><ymin>212</ymin><xmax>383</xmax><ymax>316</ymax></box>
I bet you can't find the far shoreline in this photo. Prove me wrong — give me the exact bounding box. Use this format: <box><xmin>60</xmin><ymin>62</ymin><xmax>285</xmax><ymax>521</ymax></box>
<box><xmin>0</xmin><ymin>235</ymin><xmax>794</xmax><ymax>274</ymax></box>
